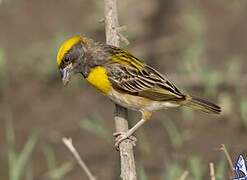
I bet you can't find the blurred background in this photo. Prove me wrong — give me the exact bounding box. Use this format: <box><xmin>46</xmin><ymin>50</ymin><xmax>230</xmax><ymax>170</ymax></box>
<box><xmin>0</xmin><ymin>0</ymin><xmax>247</xmax><ymax>179</ymax></box>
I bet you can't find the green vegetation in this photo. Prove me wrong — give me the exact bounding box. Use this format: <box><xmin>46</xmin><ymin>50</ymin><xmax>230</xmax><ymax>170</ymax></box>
<box><xmin>164</xmin><ymin>162</ymin><xmax>184</xmax><ymax>180</ymax></box>
<box><xmin>138</xmin><ymin>166</ymin><xmax>148</xmax><ymax>180</ymax></box>
<box><xmin>160</xmin><ymin>116</ymin><xmax>184</xmax><ymax>149</ymax></box>
<box><xmin>0</xmin><ymin>47</ymin><xmax>6</xmax><ymax>83</ymax></box>
<box><xmin>6</xmin><ymin>118</ymin><xmax>38</xmax><ymax>180</ymax></box>
<box><xmin>42</xmin><ymin>144</ymin><xmax>73</xmax><ymax>180</ymax></box>
<box><xmin>5</xmin><ymin>111</ymin><xmax>73</xmax><ymax>180</ymax></box>
<box><xmin>80</xmin><ymin>117</ymin><xmax>112</xmax><ymax>142</ymax></box>
<box><xmin>240</xmin><ymin>98</ymin><xmax>247</xmax><ymax>128</ymax></box>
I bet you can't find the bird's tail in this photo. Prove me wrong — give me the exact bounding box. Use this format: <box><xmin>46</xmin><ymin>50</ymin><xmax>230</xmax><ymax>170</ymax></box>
<box><xmin>184</xmin><ymin>96</ymin><xmax>221</xmax><ymax>114</ymax></box>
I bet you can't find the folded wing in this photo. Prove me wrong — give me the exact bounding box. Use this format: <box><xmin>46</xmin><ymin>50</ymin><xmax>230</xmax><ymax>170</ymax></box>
<box><xmin>105</xmin><ymin>54</ymin><xmax>186</xmax><ymax>101</ymax></box>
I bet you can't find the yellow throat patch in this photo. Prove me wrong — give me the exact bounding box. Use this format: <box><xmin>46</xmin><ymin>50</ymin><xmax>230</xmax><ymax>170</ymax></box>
<box><xmin>86</xmin><ymin>66</ymin><xmax>112</xmax><ymax>94</ymax></box>
<box><xmin>56</xmin><ymin>35</ymin><xmax>82</xmax><ymax>66</ymax></box>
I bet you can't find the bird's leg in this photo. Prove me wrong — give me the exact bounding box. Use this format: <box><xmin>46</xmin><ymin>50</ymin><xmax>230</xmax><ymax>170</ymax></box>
<box><xmin>113</xmin><ymin>111</ymin><xmax>152</xmax><ymax>148</ymax></box>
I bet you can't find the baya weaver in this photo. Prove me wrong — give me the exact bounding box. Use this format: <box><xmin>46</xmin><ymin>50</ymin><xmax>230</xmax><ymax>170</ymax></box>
<box><xmin>56</xmin><ymin>35</ymin><xmax>221</xmax><ymax>147</ymax></box>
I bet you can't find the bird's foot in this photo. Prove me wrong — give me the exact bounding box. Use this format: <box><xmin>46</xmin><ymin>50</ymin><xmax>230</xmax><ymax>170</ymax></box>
<box><xmin>113</xmin><ymin>132</ymin><xmax>137</xmax><ymax>150</ymax></box>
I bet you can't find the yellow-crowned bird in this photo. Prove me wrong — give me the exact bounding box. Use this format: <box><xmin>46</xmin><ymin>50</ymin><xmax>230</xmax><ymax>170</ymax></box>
<box><xmin>56</xmin><ymin>35</ymin><xmax>221</xmax><ymax>147</ymax></box>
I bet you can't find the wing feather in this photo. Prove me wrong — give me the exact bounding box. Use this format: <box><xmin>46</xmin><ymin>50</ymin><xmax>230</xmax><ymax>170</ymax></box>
<box><xmin>105</xmin><ymin>49</ymin><xmax>185</xmax><ymax>101</ymax></box>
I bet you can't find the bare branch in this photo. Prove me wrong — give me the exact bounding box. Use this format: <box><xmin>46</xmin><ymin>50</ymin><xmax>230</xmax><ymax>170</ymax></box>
<box><xmin>209</xmin><ymin>162</ymin><xmax>216</xmax><ymax>180</ymax></box>
<box><xmin>104</xmin><ymin>0</ymin><xmax>137</xmax><ymax>179</ymax></box>
<box><xmin>178</xmin><ymin>170</ymin><xmax>189</xmax><ymax>180</ymax></box>
<box><xmin>104</xmin><ymin>0</ymin><xmax>120</xmax><ymax>46</ymax></box>
<box><xmin>219</xmin><ymin>144</ymin><xmax>234</xmax><ymax>171</ymax></box>
<box><xmin>62</xmin><ymin>137</ymin><xmax>96</xmax><ymax>180</ymax></box>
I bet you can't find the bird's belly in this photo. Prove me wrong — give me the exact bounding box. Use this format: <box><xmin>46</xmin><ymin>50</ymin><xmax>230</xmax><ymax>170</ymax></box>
<box><xmin>107</xmin><ymin>89</ymin><xmax>179</xmax><ymax>112</ymax></box>
<box><xmin>144</xmin><ymin>101</ymin><xmax>180</xmax><ymax>111</ymax></box>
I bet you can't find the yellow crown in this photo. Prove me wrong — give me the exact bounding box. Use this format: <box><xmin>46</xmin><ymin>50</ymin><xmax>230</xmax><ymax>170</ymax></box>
<box><xmin>56</xmin><ymin>35</ymin><xmax>82</xmax><ymax>66</ymax></box>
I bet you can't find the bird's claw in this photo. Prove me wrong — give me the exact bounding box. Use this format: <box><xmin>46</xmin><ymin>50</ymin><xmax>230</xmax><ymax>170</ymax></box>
<box><xmin>113</xmin><ymin>132</ymin><xmax>137</xmax><ymax>150</ymax></box>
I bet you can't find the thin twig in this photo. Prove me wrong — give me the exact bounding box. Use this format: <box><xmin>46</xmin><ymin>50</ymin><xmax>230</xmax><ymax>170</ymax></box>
<box><xmin>209</xmin><ymin>162</ymin><xmax>216</xmax><ymax>180</ymax></box>
<box><xmin>219</xmin><ymin>144</ymin><xmax>234</xmax><ymax>171</ymax></box>
<box><xmin>104</xmin><ymin>0</ymin><xmax>137</xmax><ymax>180</ymax></box>
<box><xmin>178</xmin><ymin>170</ymin><xmax>189</xmax><ymax>180</ymax></box>
<box><xmin>62</xmin><ymin>137</ymin><xmax>96</xmax><ymax>180</ymax></box>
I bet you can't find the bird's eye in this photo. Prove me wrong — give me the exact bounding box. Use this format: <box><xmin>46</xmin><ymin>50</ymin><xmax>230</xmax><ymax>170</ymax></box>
<box><xmin>64</xmin><ymin>56</ymin><xmax>70</xmax><ymax>63</ymax></box>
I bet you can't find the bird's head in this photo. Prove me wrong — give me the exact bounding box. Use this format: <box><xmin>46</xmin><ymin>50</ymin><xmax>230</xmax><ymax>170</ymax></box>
<box><xmin>56</xmin><ymin>35</ymin><xmax>87</xmax><ymax>86</ymax></box>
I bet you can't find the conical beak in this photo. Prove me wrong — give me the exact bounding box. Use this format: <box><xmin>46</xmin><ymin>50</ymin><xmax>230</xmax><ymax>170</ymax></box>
<box><xmin>60</xmin><ymin>63</ymin><xmax>73</xmax><ymax>86</ymax></box>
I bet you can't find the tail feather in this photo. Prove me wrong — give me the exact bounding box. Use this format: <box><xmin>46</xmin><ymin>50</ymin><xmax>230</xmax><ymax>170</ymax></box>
<box><xmin>185</xmin><ymin>96</ymin><xmax>221</xmax><ymax>114</ymax></box>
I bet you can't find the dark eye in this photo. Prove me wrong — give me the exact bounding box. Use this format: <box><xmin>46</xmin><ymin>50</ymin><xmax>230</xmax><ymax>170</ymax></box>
<box><xmin>64</xmin><ymin>55</ymin><xmax>71</xmax><ymax>63</ymax></box>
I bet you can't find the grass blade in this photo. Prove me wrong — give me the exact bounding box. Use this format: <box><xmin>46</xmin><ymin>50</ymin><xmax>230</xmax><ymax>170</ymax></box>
<box><xmin>13</xmin><ymin>130</ymin><xmax>39</xmax><ymax>180</ymax></box>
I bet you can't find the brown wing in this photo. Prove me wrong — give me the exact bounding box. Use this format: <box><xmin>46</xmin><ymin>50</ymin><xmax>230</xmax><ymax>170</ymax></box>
<box><xmin>106</xmin><ymin>62</ymin><xmax>186</xmax><ymax>101</ymax></box>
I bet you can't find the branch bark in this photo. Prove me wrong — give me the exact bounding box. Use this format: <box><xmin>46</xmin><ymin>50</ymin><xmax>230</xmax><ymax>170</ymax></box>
<box><xmin>104</xmin><ymin>0</ymin><xmax>137</xmax><ymax>180</ymax></box>
<box><xmin>219</xmin><ymin>144</ymin><xmax>234</xmax><ymax>171</ymax></box>
<box><xmin>209</xmin><ymin>163</ymin><xmax>216</xmax><ymax>180</ymax></box>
